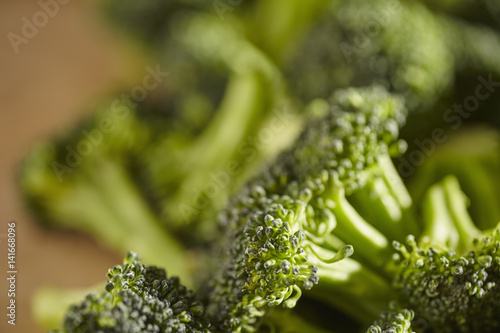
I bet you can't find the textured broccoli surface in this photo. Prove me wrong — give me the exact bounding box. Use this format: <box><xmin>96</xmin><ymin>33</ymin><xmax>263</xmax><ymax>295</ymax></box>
<box><xmin>367</xmin><ymin>309</ymin><xmax>415</xmax><ymax>333</ymax></box>
<box><xmin>393</xmin><ymin>176</ymin><xmax>500</xmax><ymax>332</ymax></box>
<box><xmin>205</xmin><ymin>86</ymin><xmax>412</xmax><ymax>332</ymax></box>
<box><xmin>53</xmin><ymin>252</ymin><xmax>211</xmax><ymax>333</ymax></box>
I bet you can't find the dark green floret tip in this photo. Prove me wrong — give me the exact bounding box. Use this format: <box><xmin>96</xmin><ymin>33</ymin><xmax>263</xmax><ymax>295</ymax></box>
<box><xmin>59</xmin><ymin>252</ymin><xmax>211</xmax><ymax>333</ymax></box>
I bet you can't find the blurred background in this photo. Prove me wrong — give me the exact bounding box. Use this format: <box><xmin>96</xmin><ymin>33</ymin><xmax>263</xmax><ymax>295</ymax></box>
<box><xmin>0</xmin><ymin>1</ymin><xmax>140</xmax><ymax>332</ymax></box>
<box><xmin>2</xmin><ymin>0</ymin><xmax>500</xmax><ymax>332</ymax></box>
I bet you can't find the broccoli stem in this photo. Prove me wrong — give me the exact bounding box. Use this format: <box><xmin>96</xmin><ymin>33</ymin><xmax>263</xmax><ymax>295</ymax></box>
<box><xmin>377</xmin><ymin>154</ymin><xmax>419</xmax><ymax>238</ymax></box>
<box><xmin>307</xmin><ymin>258</ymin><xmax>394</xmax><ymax>326</ymax></box>
<box><xmin>154</xmin><ymin>15</ymin><xmax>291</xmax><ymax>228</ymax></box>
<box><xmin>366</xmin><ymin>154</ymin><xmax>416</xmax><ymax>236</ymax></box>
<box><xmin>408</xmin><ymin>127</ymin><xmax>500</xmax><ymax>231</ymax></box>
<box><xmin>323</xmin><ymin>185</ymin><xmax>391</xmax><ymax>270</ymax></box>
<box><xmin>350</xmin><ymin>176</ymin><xmax>403</xmax><ymax>236</ymax></box>
<box><xmin>33</xmin><ymin>284</ymin><xmax>101</xmax><ymax>330</ymax></box>
<box><xmin>420</xmin><ymin>175</ymin><xmax>481</xmax><ymax>253</ymax></box>
<box><xmin>51</xmin><ymin>171</ymin><xmax>133</xmax><ymax>248</ymax></box>
<box><xmin>441</xmin><ymin>176</ymin><xmax>481</xmax><ymax>251</ymax></box>
<box><xmin>90</xmin><ymin>160</ymin><xmax>192</xmax><ymax>281</ymax></box>
<box><xmin>420</xmin><ymin>178</ymin><xmax>460</xmax><ymax>249</ymax></box>
<box><xmin>167</xmin><ymin>71</ymin><xmax>277</xmax><ymax>225</ymax></box>
<box><xmin>377</xmin><ymin>154</ymin><xmax>413</xmax><ymax>211</ymax></box>
<box><xmin>343</xmin><ymin>153</ymin><xmax>417</xmax><ymax>251</ymax></box>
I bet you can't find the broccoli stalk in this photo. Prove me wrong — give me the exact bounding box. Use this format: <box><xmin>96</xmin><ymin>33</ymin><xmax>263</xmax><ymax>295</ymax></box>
<box><xmin>408</xmin><ymin>127</ymin><xmax>500</xmax><ymax>230</ymax></box>
<box><xmin>259</xmin><ymin>308</ymin><xmax>342</xmax><ymax>333</ymax></box>
<box><xmin>243</xmin><ymin>0</ymin><xmax>335</xmax><ymax>64</ymax></box>
<box><xmin>284</xmin><ymin>0</ymin><xmax>455</xmax><ymax>112</ymax></box>
<box><xmin>157</xmin><ymin>70</ymin><xmax>284</xmax><ymax>228</ymax></box>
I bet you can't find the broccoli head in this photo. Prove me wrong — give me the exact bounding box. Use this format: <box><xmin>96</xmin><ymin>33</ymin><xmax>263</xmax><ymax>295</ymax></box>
<box><xmin>206</xmin><ymin>86</ymin><xmax>413</xmax><ymax>332</ymax></box>
<box><xmin>393</xmin><ymin>176</ymin><xmax>500</xmax><ymax>332</ymax></box>
<box><xmin>53</xmin><ymin>252</ymin><xmax>211</xmax><ymax>333</ymax></box>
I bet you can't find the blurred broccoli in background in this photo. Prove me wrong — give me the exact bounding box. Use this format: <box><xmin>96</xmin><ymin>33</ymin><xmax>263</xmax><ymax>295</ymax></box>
<box><xmin>408</xmin><ymin>127</ymin><xmax>500</xmax><ymax>231</ymax></box>
<box><xmin>19</xmin><ymin>0</ymin><xmax>500</xmax><ymax>332</ymax></box>
<box><xmin>283</xmin><ymin>0</ymin><xmax>500</xmax><ymax>113</ymax></box>
<box><xmin>284</xmin><ymin>0</ymin><xmax>454</xmax><ymax>111</ymax></box>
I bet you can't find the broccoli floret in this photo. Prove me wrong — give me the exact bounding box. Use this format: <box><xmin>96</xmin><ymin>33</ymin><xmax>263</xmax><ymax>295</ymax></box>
<box><xmin>393</xmin><ymin>176</ymin><xmax>500</xmax><ymax>332</ymax></box>
<box><xmin>366</xmin><ymin>309</ymin><xmax>415</xmax><ymax>333</ymax></box>
<box><xmin>19</xmin><ymin>105</ymin><xmax>192</xmax><ymax>282</ymax></box>
<box><xmin>22</xmin><ymin>2</ymin><xmax>500</xmax><ymax>333</ymax></box>
<box><xmin>205</xmin><ymin>86</ymin><xmax>413</xmax><ymax>332</ymax></box>
<box><xmin>246</xmin><ymin>86</ymin><xmax>414</xmax><ymax>262</ymax></box>
<box><xmin>408</xmin><ymin>127</ymin><xmax>500</xmax><ymax>230</ymax></box>
<box><xmin>258</xmin><ymin>308</ymin><xmax>342</xmax><ymax>333</ymax></box>
<box><xmin>53</xmin><ymin>252</ymin><xmax>211</xmax><ymax>333</ymax></box>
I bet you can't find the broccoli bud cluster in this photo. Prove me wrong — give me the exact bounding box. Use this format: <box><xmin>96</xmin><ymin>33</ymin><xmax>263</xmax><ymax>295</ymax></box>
<box><xmin>367</xmin><ymin>309</ymin><xmax>415</xmax><ymax>333</ymax></box>
<box><xmin>394</xmin><ymin>230</ymin><xmax>500</xmax><ymax>333</ymax></box>
<box><xmin>206</xmin><ymin>86</ymin><xmax>411</xmax><ymax>332</ymax></box>
<box><xmin>57</xmin><ymin>252</ymin><xmax>211</xmax><ymax>333</ymax></box>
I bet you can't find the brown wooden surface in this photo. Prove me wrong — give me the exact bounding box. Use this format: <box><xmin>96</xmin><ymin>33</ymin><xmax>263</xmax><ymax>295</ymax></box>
<box><xmin>0</xmin><ymin>1</ymin><xmax>144</xmax><ymax>331</ymax></box>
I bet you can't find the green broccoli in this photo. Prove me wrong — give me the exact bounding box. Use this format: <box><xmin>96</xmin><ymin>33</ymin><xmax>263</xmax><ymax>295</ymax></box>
<box><xmin>204</xmin><ymin>86</ymin><xmax>413</xmax><ymax>332</ymax></box>
<box><xmin>19</xmin><ymin>105</ymin><xmax>192</xmax><ymax>281</ymax></box>
<box><xmin>100</xmin><ymin>0</ymin><xmax>209</xmax><ymax>44</ymax></box>
<box><xmin>419</xmin><ymin>0</ymin><xmax>500</xmax><ymax>32</ymax></box>
<box><xmin>25</xmin><ymin>2</ymin><xmax>500</xmax><ymax>332</ymax></box>
<box><xmin>408</xmin><ymin>127</ymin><xmax>500</xmax><ymax>230</ymax></box>
<box><xmin>20</xmin><ymin>10</ymin><xmax>293</xmax><ymax>264</ymax></box>
<box><xmin>366</xmin><ymin>309</ymin><xmax>415</xmax><ymax>333</ymax></box>
<box><xmin>393</xmin><ymin>176</ymin><xmax>500</xmax><ymax>332</ymax></box>
<box><xmin>284</xmin><ymin>0</ymin><xmax>454</xmax><ymax>112</ymax></box>
<box><xmin>23</xmin><ymin>12</ymin><xmax>298</xmax><ymax>329</ymax></box>
<box><xmin>51</xmin><ymin>252</ymin><xmax>211</xmax><ymax>333</ymax></box>
<box><xmin>34</xmin><ymin>87</ymin><xmax>500</xmax><ymax>333</ymax></box>
<box><xmin>141</xmin><ymin>12</ymin><xmax>296</xmax><ymax>236</ymax></box>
